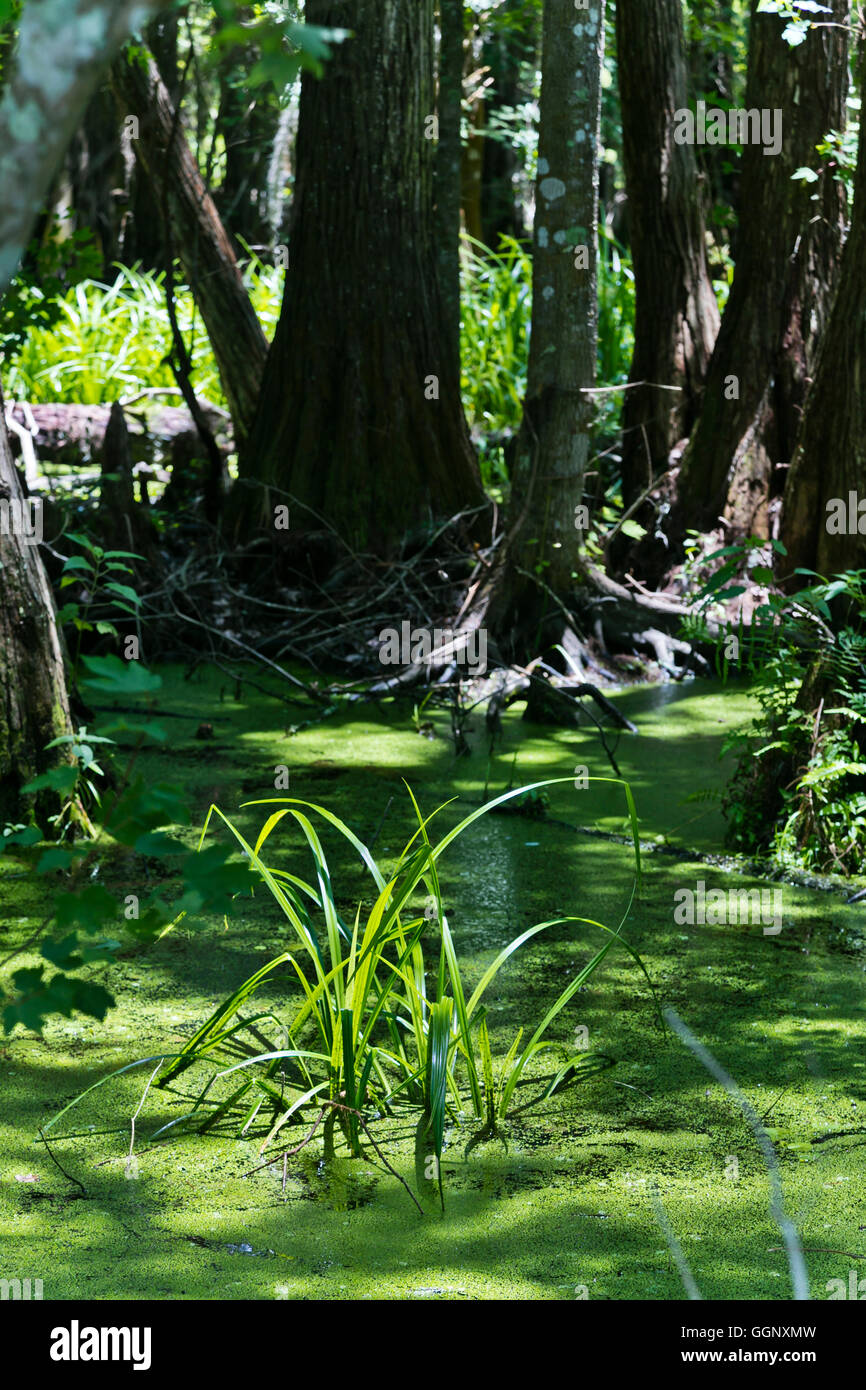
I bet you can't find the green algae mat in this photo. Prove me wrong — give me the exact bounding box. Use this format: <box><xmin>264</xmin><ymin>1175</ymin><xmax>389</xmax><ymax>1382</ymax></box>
<box><xmin>2</xmin><ymin>669</ymin><xmax>864</xmax><ymax>1300</ymax></box>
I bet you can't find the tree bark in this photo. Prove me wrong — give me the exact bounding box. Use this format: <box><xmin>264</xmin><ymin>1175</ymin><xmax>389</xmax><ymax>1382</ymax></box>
<box><xmin>780</xmin><ymin>37</ymin><xmax>866</xmax><ymax>577</ymax></box>
<box><xmin>0</xmin><ymin>387</ymin><xmax>73</xmax><ymax>821</ymax></box>
<box><xmin>615</xmin><ymin>0</ymin><xmax>720</xmax><ymax>506</ymax></box>
<box><xmin>110</xmin><ymin>48</ymin><xmax>269</xmax><ymax>453</ymax></box>
<box><xmin>0</xmin><ymin>0</ymin><xmax>173</xmax><ymax>820</ymax></box>
<box><xmin>435</xmin><ymin>0</ymin><xmax>464</xmax><ymax>371</ymax></box>
<box><xmin>236</xmin><ymin>0</ymin><xmax>483</xmax><ymax>552</ymax></box>
<box><xmin>66</xmin><ymin>84</ymin><xmax>130</xmax><ymax>279</ymax></box>
<box><xmin>488</xmin><ymin>0</ymin><xmax>604</xmax><ymax>664</ymax></box>
<box><xmin>0</xmin><ymin>0</ymin><xmax>173</xmax><ymax>298</ymax></box>
<box><xmin>673</xmin><ymin>0</ymin><xmax>849</xmax><ymax>539</ymax></box>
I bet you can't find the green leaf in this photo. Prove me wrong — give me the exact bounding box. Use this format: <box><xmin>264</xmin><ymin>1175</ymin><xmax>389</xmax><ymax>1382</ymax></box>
<box><xmin>21</xmin><ymin>766</ymin><xmax>80</xmax><ymax>796</ymax></box>
<box><xmin>37</xmin><ymin>848</ymin><xmax>74</xmax><ymax>874</ymax></box>
<box><xmin>41</xmin><ymin>935</ymin><xmax>83</xmax><ymax>969</ymax></box>
<box><xmin>54</xmin><ymin>884</ymin><xmax>118</xmax><ymax>933</ymax></box>
<box><xmin>781</xmin><ymin>21</ymin><xmax>808</xmax><ymax>44</ymax></box>
<box><xmin>175</xmin><ymin>844</ymin><xmax>256</xmax><ymax>917</ymax></box>
<box><xmin>46</xmin><ymin>730</ymin><xmax>115</xmax><ymax>749</ymax></box>
<box><xmin>3</xmin><ymin>969</ymin><xmax>114</xmax><ymax>1034</ymax></box>
<box><xmin>134</xmin><ymin>830</ymin><xmax>186</xmax><ymax>857</ymax></box>
<box><xmin>104</xmin><ymin>581</ymin><xmax>140</xmax><ymax>606</ymax></box>
<box><xmin>109</xmin><ymin>778</ymin><xmax>190</xmax><ymax>844</ymax></box>
<box><xmin>65</xmin><ymin>532</ymin><xmax>101</xmax><ymax>555</ymax></box>
<box><xmin>1</xmin><ymin>824</ymin><xmax>43</xmax><ymax>850</ymax></box>
<box><xmin>95</xmin><ymin>715</ymin><xmax>168</xmax><ymax>745</ymax></box>
<box><xmin>79</xmin><ymin>654</ymin><xmax>161</xmax><ymax>696</ymax></box>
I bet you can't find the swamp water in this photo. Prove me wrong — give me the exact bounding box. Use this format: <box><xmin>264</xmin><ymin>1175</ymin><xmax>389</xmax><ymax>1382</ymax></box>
<box><xmin>1</xmin><ymin>669</ymin><xmax>864</xmax><ymax>1300</ymax></box>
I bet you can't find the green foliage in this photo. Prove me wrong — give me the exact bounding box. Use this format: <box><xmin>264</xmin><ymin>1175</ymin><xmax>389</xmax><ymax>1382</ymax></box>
<box><xmin>595</xmin><ymin>226</ymin><xmax>635</xmax><ymax>426</ymax></box>
<box><xmin>56</xmin><ymin>533</ymin><xmax>144</xmax><ymax>672</ymax></box>
<box><xmin>791</xmin><ymin>97</ymin><xmax>861</xmax><ymax>197</ymax></box>
<box><xmin>0</xmin><ymin>218</ymin><xmax>102</xmax><ymax>358</ymax></box>
<box><xmin>686</xmin><ymin>543</ymin><xmax>866</xmax><ymax>874</ymax></box>
<box><xmin>459</xmin><ymin>228</ymin><xmax>636</xmax><ymax>485</ymax></box>
<box><xmin>2</xmin><ymin>258</ymin><xmax>283</xmax><ymax>408</ymax></box>
<box><xmin>460</xmin><ymin>233</ymin><xmax>530</xmax><ymax>480</ymax></box>
<box><xmin>0</xmin><ymin>594</ymin><xmax>256</xmax><ymax>1034</ymax></box>
<box><xmin>211</xmin><ymin>2</ymin><xmax>350</xmax><ymax>88</ymax></box>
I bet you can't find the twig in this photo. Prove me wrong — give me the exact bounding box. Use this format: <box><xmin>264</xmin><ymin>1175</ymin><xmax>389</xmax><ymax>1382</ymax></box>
<box><xmin>37</xmin><ymin>1126</ymin><xmax>87</xmax><ymax>1198</ymax></box>
<box><xmin>127</xmin><ymin>1061</ymin><xmax>162</xmax><ymax>1178</ymax></box>
<box><xmin>243</xmin><ymin>1107</ymin><xmax>328</xmax><ymax>1176</ymax></box>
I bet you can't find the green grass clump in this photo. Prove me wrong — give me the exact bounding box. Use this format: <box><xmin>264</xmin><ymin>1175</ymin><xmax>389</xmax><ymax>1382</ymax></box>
<box><xmin>48</xmin><ymin>778</ymin><xmax>651</xmax><ymax>1206</ymax></box>
<box><xmin>2</xmin><ymin>256</ymin><xmax>284</xmax><ymax>408</ymax></box>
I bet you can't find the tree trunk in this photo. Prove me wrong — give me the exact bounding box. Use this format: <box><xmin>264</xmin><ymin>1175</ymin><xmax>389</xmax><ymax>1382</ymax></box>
<box><xmin>460</xmin><ymin>18</ymin><xmax>487</xmax><ymax>246</ymax></box>
<box><xmin>110</xmin><ymin>48</ymin><xmax>269</xmax><ymax>453</ymax></box>
<box><xmin>0</xmin><ymin>0</ymin><xmax>173</xmax><ymax>297</ymax></box>
<box><xmin>66</xmin><ymin>17</ymin><xmax>179</xmax><ymax>279</ymax></box>
<box><xmin>615</xmin><ymin>0</ymin><xmax>720</xmax><ymax>506</ymax></box>
<box><xmin>124</xmin><ymin>12</ymin><xmax>180</xmax><ymax>271</ymax></box>
<box><xmin>236</xmin><ymin>0</ymin><xmax>483</xmax><ymax>552</ymax></box>
<box><xmin>0</xmin><ymin>1</ymin><xmax>172</xmax><ymax>821</ymax></box>
<box><xmin>780</xmin><ymin>39</ymin><xmax>866</xmax><ymax>577</ymax></box>
<box><xmin>435</xmin><ymin>0</ymin><xmax>464</xmax><ymax>370</ymax></box>
<box><xmin>67</xmin><ymin>84</ymin><xmax>130</xmax><ymax>280</ymax></box>
<box><xmin>673</xmin><ymin>0</ymin><xmax>849</xmax><ymax>540</ymax></box>
<box><xmin>488</xmin><ymin>0</ymin><xmax>605</xmax><ymax>664</ymax></box>
<box><xmin>0</xmin><ymin>388</ymin><xmax>73</xmax><ymax>821</ymax></box>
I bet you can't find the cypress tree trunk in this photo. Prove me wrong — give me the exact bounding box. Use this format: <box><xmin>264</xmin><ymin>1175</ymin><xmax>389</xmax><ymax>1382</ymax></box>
<box><xmin>0</xmin><ymin>389</ymin><xmax>73</xmax><ymax>821</ymax></box>
<box><xmin>673</xmin><ymin>0</ymin><xmax>849</xmax><ymax>539</ymax></box>
<box><xmin>615</xmin><ymin>0</ymin><xmax>720</xmax><ymax>507</ymax></box>
<box><xmin>435</xmin><ymin>0</ymin><xmax>465</xmax><ymax>369</ymax></box>
<box><xmin>111</xmin><ymin>48</ymin><xmax>269</xmax><ymax>453</ymax></box>
<box><xmin>124</xmin><ymin>11</ymin><xmax>180</xmax><ymax>271</ymax></box>
<box><xmin>66</xmin><ymin>85</ymin><xmax>130</xmax><ymax>280</ymax></box>
<box><xmin>489</xmin><ymin>0</ymin><xmax>604</xmax><ymax>663</ymax></box>
<box><xmin>236</xmin><ymin>0</ymin><xmax>483</xmax><ymax>552</ymax></box>
<box><xmin>780</xmin><ymin>39</ymin><xmax>866</xmax><ymax>577</ymax></box>
<box><xmin>0</xmin><ymin>0</ymin><xmax>171</xmax><ymax>820</ymax></box>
